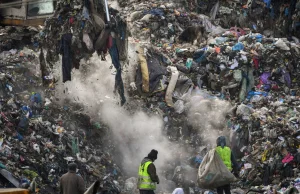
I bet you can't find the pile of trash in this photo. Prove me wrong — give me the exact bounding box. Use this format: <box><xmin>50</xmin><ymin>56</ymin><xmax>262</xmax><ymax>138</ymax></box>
<box><xmin>38</xmin><ymin>0</ymin><xmax>128</xmax><ymax>104</ymax></box>
<box><xmin>0</xmin><ymin>26</ymin><xmax>40</xmax><ymax>52</ymax></box>
<box><xmin>0</xmin><ymin>47</ymin><xmax>123</xmax><ymax>193</ymax></box>
<box><xmin>116</xmin><ymin>0</ymin><xmax>300</xmax><ymax>193</ymax></box>
<box><xmin>120</xmin><ymin>0</ymin><xmax>300</xmax><ymax>39</ymax></box>
<box><xmin>1</xmin><ymin>0</ymin><xmax>300</xmax><ymax>193</ymax></box>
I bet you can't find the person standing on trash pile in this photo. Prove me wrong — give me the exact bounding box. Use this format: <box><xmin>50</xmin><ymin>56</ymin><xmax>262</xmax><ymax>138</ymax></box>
<box><xmin>215</xmin><ymin>136</ymin><xmax>239</xmax><ymax>194</ymax></box>
<box><xmin>60</xmin><ymin>162</ymin><xmax>85</xmax><ymax>194</ymax></box>
<box><xmin>138</xmin><ymin>149</ymin><xmax>160</xmax><ymax>194</ymax></box>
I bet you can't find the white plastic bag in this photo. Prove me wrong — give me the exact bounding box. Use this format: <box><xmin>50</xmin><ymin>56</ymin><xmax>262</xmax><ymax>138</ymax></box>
<box><xmin>83</xmin><ymin>33</ymin><xmax>93</xmax><ymax>51</ymax></box>
<box><xmin>165</xmin><ymin>66</ymin><xmax>179</xmax><ymax>107</ymax></box>
<box><xmin>174</xmin><ymin>100</ymin><xmax>185</xmax><ymax>114</ymax></box>
<box><xmin>274</xmin><ymin>39</ymin><xmax>290</xmax><ymax>51</ymax></box>
<box><xmin>125</xmin><ymin>177</ymin><xmax>138</xmax><ymax>194</ymax></box>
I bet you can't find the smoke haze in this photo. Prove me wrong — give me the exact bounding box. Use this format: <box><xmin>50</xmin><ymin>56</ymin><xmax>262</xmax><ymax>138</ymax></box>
<box><xmin>52</xmin><ymin>43</ymin><xmax>231</xmax><ymax>191</ymax></box>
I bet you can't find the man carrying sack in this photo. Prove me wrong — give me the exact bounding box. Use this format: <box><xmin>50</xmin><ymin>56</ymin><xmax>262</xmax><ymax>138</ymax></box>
<box><xmin>198</xmin><ymin>136</ymin><xmax>239</xmax><ymax>193</ymax></box>
<box><xmin>215</xmin><ymin>136</ymin><xmax>239</xmax><ymax>194</ymax></box>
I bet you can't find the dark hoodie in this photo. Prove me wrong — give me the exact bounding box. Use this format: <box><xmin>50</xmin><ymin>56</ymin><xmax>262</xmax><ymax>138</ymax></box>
<box><xmin>141</xmin><ymin>158</ymin><xmax>159</xmax><ymax>184</ymax></box>
<box><xmin>216</xmin><ymin>136</ymin><xmax>239</xmax><ymax>174</ymax></box>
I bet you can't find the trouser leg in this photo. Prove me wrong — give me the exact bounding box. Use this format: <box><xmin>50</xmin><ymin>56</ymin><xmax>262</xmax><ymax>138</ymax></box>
<box><xmin>139</xmin><ymin>190</ymin><xmax>155</xmax><ymax>194</ymax></box>
<box><xmin>224</xmin><ymin>184</ymin><xmax>231</xmax><ymax>194</ymax></box>
<box><xmin>217</xmin><ymin>186</ymin><xmax>224</xmax><ymax>194</ymax></box>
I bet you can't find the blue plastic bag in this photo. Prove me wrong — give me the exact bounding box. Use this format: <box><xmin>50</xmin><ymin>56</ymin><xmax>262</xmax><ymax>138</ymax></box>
<box><xmin>22</xmin><ymin>106</ymin><xmax>33</xmax><ymax>118</ymax></box>
<box><xmin>263</xmin><ymin>0</ymin><xmax>271</xmax><ymax>9</ymax></box>
<box><xmin>30</xmin><ymin>93</ymin><xmax>42</xmax><ymax>104</ymax></box>
<box><xmin>232</xmin><ymin>42</ymin><xmax>244</xmax><ymax>51</ymax></box>
<box><xmin>256</xmin><ymin>34</ymin><xmax>263</xmax><ymax>42</ymax></box>
<box><xmin>247</xmin><ymin>91</ymin><xmax>268</xmax><ymax>100</ymax></box>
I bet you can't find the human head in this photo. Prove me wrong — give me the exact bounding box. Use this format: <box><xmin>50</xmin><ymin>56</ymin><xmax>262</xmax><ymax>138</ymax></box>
<box><xmin>216</xmin><ymin>136</ymin><xmax>226</xmax><ymax>148</ymax></box>
<box><xmin>147</xmin><ymin>149</ymin><xmax>158</xmax><ymax>161</ymax></box>
<box><xmin>68</xmin><ymin>162</ymin><xmax>77</xmax><ymax>172</ymax></box>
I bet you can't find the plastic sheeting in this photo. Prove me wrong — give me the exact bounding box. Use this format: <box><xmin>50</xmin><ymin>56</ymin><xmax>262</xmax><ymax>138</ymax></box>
<box><xmin>136</xmin><ymin>48</ymin><xmax>168</xmax><ymax>94</ymax></box>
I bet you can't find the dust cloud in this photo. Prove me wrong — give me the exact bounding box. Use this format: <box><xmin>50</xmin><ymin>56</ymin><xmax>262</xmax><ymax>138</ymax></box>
<box><xmin>186</xmin><ymin>95</ymin><xmax>233</xmax><ymax>146</ymax></box>
<box><xmin>52</xmin><ymin>43</ymin><xmax>231</xmax><ymax>191</ymax></box>
<box><xmin>52</xmin><ymin>49</ymin><xmax>177</xmax><ymax>182</ymax></box>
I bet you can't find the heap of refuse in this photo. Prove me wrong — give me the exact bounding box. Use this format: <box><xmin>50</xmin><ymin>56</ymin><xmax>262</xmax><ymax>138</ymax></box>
<box><xmin>120</xmin><ymin>0</ymin><xmax>300</xmax><ymax>39</ymax></box>
<box><xmin>38</xmin><ymin>0</ymin><xmax>128</xmax><ymax>105</ymax></box>
<box><xmin>0</xmin><ymin>26</ymin><xmax>40</xmax><ymax>52</ymax></box>
<box><xmin>116</xmin><ymin>0</ymin><xmax>300</xmax><ymax>193</ymax></box>
<box><xmin>0</xmin><ymin>47</ymin><xmax>123</xmax><ymax>193</ymax></box>
<box><xmin>1</xmin><ymin>0</ymin><xmax>300</xmax><ymax>193</ymax></box>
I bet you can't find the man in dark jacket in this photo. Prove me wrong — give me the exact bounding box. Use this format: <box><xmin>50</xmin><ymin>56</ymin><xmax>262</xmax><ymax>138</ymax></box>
<box><xmin>60</xmin><ymin>163</ymin><xmax>85</xmax><ymax>194</ymax></box>
<box><xmin>138</xmin><ymin>149</ymin><xmax>160</xmax><ymax>194</ymax></box>
<box><xmin>215</xmin><ymin>136</ymin><xmax>239</xmax><ymax>194</ymax></box>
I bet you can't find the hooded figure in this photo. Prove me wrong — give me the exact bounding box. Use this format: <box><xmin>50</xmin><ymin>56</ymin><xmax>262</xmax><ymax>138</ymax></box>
<box><xmin>216</xmin><ymin>136</ymin><xmax>238</xmax><ymax>171</ymax></box>
<box><xmin>215</xmin><ymin>136</ymin><xmax>238</xmax><ymax>194</ymax></box>
<box><xmin>217</xmin><ymin>136</ymin><xmax>227</xmax><ymax>148</ymax></box>
<box><xmin>138</xmin><ymin>149</ymin><xmax>159</xmax><ymax>194</ymax></box>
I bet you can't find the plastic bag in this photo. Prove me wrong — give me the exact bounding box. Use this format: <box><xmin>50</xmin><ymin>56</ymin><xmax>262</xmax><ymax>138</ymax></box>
<box><xmin>236</xmin><ymin>104</ymin><xmax>253</xmax><ymax>117</ymax></box>
<box><xmin>215</xmin><ymin>37</ymin><xmax>228</xmax><ymax>45</ymax></box>
<box><xmin>165</xmin><ymin>66</ymin><xmax>179</xmax><ymax>107</ymax></box>
<box><xmin>174</xmin><ymin>100</ymin><xmax>185</xmax><ymax>114</ymax></box>
<box><xmin>233</xmin><ymin>70</ymin><xmax>242</xmax><ymax>82</ymax></box>
<box><xmin>276</xmin><ymin>106</ymin><xmax>288</xmax><ymax>113</ymax></box>
<box><xmin>82</xmin><ymin>6</ymin><xmax>90</xmax><ymax>19</ymax></box>
<box><xmin>198</xmin><ymin>149</ymin><xmax>237</xmax><ymax>189</ymax></box>
<box><xmin>83</xmin><ymin>33</ymin><xmax>94</xmax><ymax>51</ymax></box>
<box><xmin>232</xmin><ymin>42</ymin><xmax>244</xmax><ymax>51</ymax></box>
<box><xmin>210</xmin><ymin>26</ymin><xmax>227</xmax><ymax>36</ymax></box>
<box><xmin>186</xmin><ymin>58</ymin><xmax>193</xmax><ymax>69</ymax></box>
<box><xmin>124</xmin><ymin>177</ymin><xmax>138</xmax><ymax>194</ymax></box>
<box><xmin>274</xmin><ymin>39</ymin><xmax>290</xmax><ymax>51</ymax></box>
<box><xmin>250</xmin><ymin>95</ymin><xmax>264</xmax><ymax>103</ymax></box>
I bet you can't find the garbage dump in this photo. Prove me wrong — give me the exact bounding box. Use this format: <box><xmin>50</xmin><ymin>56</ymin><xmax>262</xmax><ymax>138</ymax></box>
<box><xmin>0</xmin><ymin>0</ymin><xmax>300</xmax><ymax>193</ymax></box>
<box><xmin>0</xmin><ymin>45</ymin><xmax>123</xmax><ymax>193</ymax></box>
<box><xmin>116</xmin><ymin>0</ymin><xmax>300</xmax><ymax>193</ymax></box>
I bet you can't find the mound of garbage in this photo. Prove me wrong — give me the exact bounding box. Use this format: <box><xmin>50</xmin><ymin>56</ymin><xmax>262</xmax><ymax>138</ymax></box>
<box><xmin>0</xmin><ymin>0</ymin><xmax>300</xmax><ymax>194</ymax></box>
